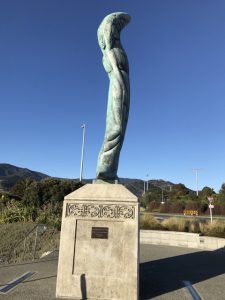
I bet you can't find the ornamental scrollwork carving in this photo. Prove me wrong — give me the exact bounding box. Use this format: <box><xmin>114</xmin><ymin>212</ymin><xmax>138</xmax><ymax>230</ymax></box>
<box><xmin>66</xmin><ymin>203</ymin><xmax>135</xmax><ymax>220</ymax></box>
<box><xmin>117</xmin><ymin>205</ymin><xmax>135</xmax><ymax>219</ymax></box>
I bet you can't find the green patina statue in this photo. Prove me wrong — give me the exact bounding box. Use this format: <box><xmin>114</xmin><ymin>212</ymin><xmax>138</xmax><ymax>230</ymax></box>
<box><xmin>96</xmin><ymin>12</ymin><xmax>131</xmax><ymax>183</ymax></box>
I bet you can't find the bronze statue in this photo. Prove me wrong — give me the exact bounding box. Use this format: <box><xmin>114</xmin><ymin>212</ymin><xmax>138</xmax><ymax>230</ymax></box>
<box><xmin>96</xmin><ymin>12</ymin><xmax>131</xmax><ymax>182</ymax></box>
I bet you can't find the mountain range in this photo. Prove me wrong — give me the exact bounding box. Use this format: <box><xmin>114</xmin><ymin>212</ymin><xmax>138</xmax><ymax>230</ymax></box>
<box><xmin>0</xmin><ymin>163</ymin><xmax>175</xmax><ymax>197</ymax></box>
<box><xmin>0</xmin><ymin>163</ymin><xmax>49</xmax><ymax>192</ymax></box>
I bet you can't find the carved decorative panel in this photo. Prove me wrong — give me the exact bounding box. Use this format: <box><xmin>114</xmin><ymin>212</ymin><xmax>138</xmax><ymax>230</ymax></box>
<box><xmin>66</xmin><ymin>203</ymin><xmax>135</xmax><ymax>219</ymax></box>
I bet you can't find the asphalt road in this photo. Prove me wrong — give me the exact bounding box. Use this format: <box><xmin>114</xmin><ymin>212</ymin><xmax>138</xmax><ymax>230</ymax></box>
<box><xmin>144</xmin><ymin>212</ymin><xmax>225</xmax><ymax>222</ymax></box>
<box><xmin>1</xmin><ymin>245</ymin><xmax>225</xmax><ymax>299</ymax></box>
<box><xmin>140</xmin><ymin>244</ymin><xmax>225</xmax><ymax>300</ymax></box>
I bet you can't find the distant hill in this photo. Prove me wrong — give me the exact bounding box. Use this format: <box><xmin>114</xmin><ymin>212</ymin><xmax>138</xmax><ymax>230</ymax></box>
<box><xmin>119</xmin><ymin>178</ymin><xmax>175</xmax><ymax>198</ymax></box>
<box><xmin>0</xmin><ymin>163</ymin><xmax>49</xmax><ymax>191</ymax></box>
<box><xmin>82</xmin><ymin>178</ymin><xmax>176</xmax><ymax>198</ymax></box>
<box><xmin>0</xmin><ymin>163</ymin><xmax>187</xmax><ymax>197</ymax></box>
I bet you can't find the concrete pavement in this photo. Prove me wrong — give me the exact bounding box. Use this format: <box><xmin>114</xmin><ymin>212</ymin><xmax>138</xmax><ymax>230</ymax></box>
<box><xmin>140</xmin><ymin>244</ymin><xmax>225</xmax><ymax>300</ymax></box>
<box><xmin>0</xmin><ymin>245</ymin><xmax>225</xmax><ymax>299</ymax></box>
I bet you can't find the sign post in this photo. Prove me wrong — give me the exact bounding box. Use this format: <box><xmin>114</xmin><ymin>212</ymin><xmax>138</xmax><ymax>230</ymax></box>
<box><xmin>207</xmin><ymin>197</ymin><xmax>214</xmax><ymax>223</ymax></box>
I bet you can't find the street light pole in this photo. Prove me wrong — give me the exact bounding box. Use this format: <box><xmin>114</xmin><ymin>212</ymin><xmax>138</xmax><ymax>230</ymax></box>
<box><xmin>146</xmin><ymin>174</ymin><xmax>149</xmax><ymax>191</ymax></box>
<box><xmin>193</xmin><ymin>168</ymin><xmax>202</xmax><ymax>196</ymax></box>
<box><xmin>79</xmin><ymin>124</ymin><xmax>86</xmax><ymax>182</ymax></box>
<box><xmin>161</xmin><ymin>189</ymin><xmax>164</xmax><ymax>204</ymax></box>
<box><xmin>143</xmin><ymin>180</ymin><xmax>146</xmax><ymax>195</ymax></box>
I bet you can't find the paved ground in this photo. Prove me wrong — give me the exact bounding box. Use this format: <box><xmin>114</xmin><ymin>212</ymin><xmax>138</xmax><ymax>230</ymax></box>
<box><xmin>0</xmin><ymin>244</ymin><xmax>225</xmax><ymax>299</ymax></box>
<box><xmin>140</xmin><ymin>244</ymin><xmax>225</xmax><ymax>300</ymax></box>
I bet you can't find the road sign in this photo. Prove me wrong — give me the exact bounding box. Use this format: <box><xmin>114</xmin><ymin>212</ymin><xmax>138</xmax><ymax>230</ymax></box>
<box><xmin>207</xmin><ymin>197</ymin><xmax>214</xmax><ymax>203</ymax></box>
<box><xmin>209</xmin><ymin>204</ymin><xmax>214</xmax><ymax>209</ymax></box>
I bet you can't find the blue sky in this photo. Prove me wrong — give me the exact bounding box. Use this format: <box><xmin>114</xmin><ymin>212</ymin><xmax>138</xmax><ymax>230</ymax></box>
<box><xmin>0</xmin><ymin>0</ymin><xmax>225</xmax><ymax>192</ymax></box>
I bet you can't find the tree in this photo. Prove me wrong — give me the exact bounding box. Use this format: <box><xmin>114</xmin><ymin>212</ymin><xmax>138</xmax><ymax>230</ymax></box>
<box><xmin>219</xmin><ymin>183</ymin><xmax>225</xmax><ymax>195</ymax></box>
<box><xmin>159</xmin><ymin>202</ymin><xmax>171</xmax><ymax>213</ymax></box>
<box><xmin>140</xmin><ymin>187</ymin><xmax>162</xmax><ymax>208</ymax></box>
<box><xmin>11</xmin><ymin>178</ymin><xmax>35</xmax><ymax>199</ymax></box>
<box><xmin>22</xmin><ymin>181</ymin><xmax>42</xmax><ymax>207</ymax></box>
<box><xmin>199</xmin><ymin>186</ymin><xmax>215</xmax><ymax>199</ymax></box>
<box><xmin>199</xmin><ymin>202</ymin><xmax>208</xmax><ymax>214</ymax></box>
<box><xmin>185</xmin><ymin>201</ymin><xmax>199</xmax><ymax>211</ymax></box>
<box><xmin>170</xmin><ymin>183</ymin><xmax>189</xmax><ymax>199</ymax></box>
<box><xmin>147</xmin><ymin>201</ymin><xmax>160</xmax><ymax>212</ymax></box>
<box><xmin>170</xmin><ymin>202</ymin><xmax>184</xmax><ymax>213</ymax></box>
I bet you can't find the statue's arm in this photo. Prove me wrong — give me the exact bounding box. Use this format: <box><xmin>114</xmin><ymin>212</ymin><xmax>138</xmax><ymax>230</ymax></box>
<box><xmin>105</xmin><ymin>49</ymin><xmax>127</xmax><ymax>132</ymax></box>
<box><xmin>106</xmin><ymin>49</ymin><xmax>126</xmax><ymax>91</ymax></box>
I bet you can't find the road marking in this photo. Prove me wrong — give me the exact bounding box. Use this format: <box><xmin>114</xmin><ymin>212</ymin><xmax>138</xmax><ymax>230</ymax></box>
<box><xmin>182</xmin><ymin>280</ymin><xmax>203</xmax><ymax>300</ymax></box>
<box><xmin>0</xmin><ymin>271</ymin><xmax>35</xmax><ymax>294</ymax></box>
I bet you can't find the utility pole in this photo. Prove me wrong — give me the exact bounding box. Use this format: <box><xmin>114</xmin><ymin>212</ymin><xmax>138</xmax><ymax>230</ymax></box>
<box><xmin>80</xmin><ymin>124</ymin><xmax>86</xmax><ymax>182</ymax></box>
<box><xmin>192</xmin><ymin>168</ymin><xmax>202</xmax><ymax>197</ymax></box>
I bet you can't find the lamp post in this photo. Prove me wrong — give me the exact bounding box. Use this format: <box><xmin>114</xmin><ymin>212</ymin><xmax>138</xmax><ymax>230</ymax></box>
<box><xmin>80</xmin><ymin>124</ymin><xmax>86</xmax><ymax>182</ymax></box>
<box><xmin>143</xmin><ymin>180</ymin><xmax>146</xmax><ymax>195</ymax></box>
<box><xmin>146</xmin><ymin>174</ymin><xmax>149</xmax><ymax>191</ymax></box>
<box><xmin>193</xmin><ymin>168</ymin><xmax>202</xmax><ymax>196</ymax></box>
<box><xmin>161</xmin><ymin>189</ymin><xmax>165</xmax><ymax>204</ymax></box>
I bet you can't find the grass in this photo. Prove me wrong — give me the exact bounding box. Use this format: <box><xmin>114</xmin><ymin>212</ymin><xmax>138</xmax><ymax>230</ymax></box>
<box><xmin>161</xmin><ymin>217</ymin><xmax>188</xmax><ymax>232</ymax></box>
<box><xmin>140</xmin><ymin>214</ymin><xmax>225</xmax><ymax>238</ymax></box>
<box><xmin>2</xmin><ymin>217</ymin><xmax>225</xmax><ymax>265</ymax></box>
<box><xmin>0</xmin><ymin>222</ymin><xmax>60</xmax><ymax>264</ymax></box>
<box><xmin>199</xmin><ymin>220</ymin><xmax>225</xmax><ymax>238</ymax></box>
<box><xmin>140</xmin><ymin>214</ymin><xmax>163</xmax><ymax>230</ymax></box>
<box><xmin>0</xmin><ymin>223</ymin><xmax>35</xmax><ymax>262</ymax></box>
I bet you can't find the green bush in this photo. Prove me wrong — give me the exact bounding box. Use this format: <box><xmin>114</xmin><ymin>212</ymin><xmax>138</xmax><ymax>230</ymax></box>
<box><xmin>0</xmin><ymin>200</ymin><xmax>37</xmax><ymax>224</ymax></box>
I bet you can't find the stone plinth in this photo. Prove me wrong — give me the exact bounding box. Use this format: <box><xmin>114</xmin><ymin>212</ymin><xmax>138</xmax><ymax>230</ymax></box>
<box><xmin>56</xmin><ymin>183</ymin><xmax>139</xmax><ymax>300</ymax></box>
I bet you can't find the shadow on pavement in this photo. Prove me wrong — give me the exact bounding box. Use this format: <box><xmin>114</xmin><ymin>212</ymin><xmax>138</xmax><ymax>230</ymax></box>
<box><xmin>140</xmin><ymin>248</ymin><xmax>225</xmax><ymax>299</ymax></box>
<box><xmin>23</xmin><ymin>274</ymin><xmax>57</xmax><ymax>283</ymax></box>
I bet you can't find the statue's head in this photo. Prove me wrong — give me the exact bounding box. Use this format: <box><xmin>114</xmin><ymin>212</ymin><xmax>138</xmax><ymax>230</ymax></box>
<box><xmin>112</xmin><ymin>12</ymin><xmax>131</xmax><ymax>31</ymax></box>
<box><xmin>97</xmin><ymin>12</ymin><xmax>131</xmax><ymax>51</ymax></box>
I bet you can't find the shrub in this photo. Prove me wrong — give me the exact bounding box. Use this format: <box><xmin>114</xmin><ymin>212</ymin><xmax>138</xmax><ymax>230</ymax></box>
<box><xmin>188</xmin><ymin>220</ymin><xmax>201</xmax><ymax>233</ymax></box>
<box><xmin>162</xmin><ymin>217</ymin><xmax>188</xmax><ymax>232</ymax></box>
<box><xmin>170</xmin><ymin>202</ymin><xmax>184</xmax><ymax>214</ymax></box>
<box><xmin>147</xmin><ymin>201</ymin><xmax>160</xmax><ymax>212</ymax></box>
<box><xmin>185</xmin><ymin>201</ymin><xmax>200</xmax><ymax>211</ymax></box>
<box><xmin>199</xmin><ymin>220</ymin><xmax>225</xmax><ymax>238</ymax></box>
<box><xmin>159</xmin><ymin>202</ymin><xmax>171</xmax><ymax>213</ymax></box>
<box><xmin>220</xmin><ymin>205</ymin><xmax>225</xmax><ymax>215</ymax></box>
<box><xmin>0</xmin><ymin>200</ymin><xmax>37</xmax><ymax>224</ymax></box>
<box><xmin>199</xmin><ymin>202</ymin><xmax>208</xmax><ymax>214</ymax></box>
<box><xmin>140</xmin><ymin>214</ymin><xmax>162</xmax><ymax>230</ymax></box>
<box><xmin>0</xmin><ymin>222</ymin><xmax>60</xmax><ymax>264</ymax></box>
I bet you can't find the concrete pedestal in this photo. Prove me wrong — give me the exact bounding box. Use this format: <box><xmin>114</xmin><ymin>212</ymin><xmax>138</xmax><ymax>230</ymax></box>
<box><xmin>56</xmin><ymin>183</ymin><xmax>139</xmax><ymax>300</ymax></box>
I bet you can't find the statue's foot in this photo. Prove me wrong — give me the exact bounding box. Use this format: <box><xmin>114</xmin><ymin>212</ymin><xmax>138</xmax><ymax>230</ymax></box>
<box><xmin>94</xmin><ymin>174</ymin><xmax>119</xmax><ymax>184</ymax></box>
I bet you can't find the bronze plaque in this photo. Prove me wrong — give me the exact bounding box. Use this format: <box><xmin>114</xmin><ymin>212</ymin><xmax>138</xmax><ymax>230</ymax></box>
<box><xmin>91</xmin><ymin>227</ymin><xmax>108</xmax><ymax>239</ymax></box>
